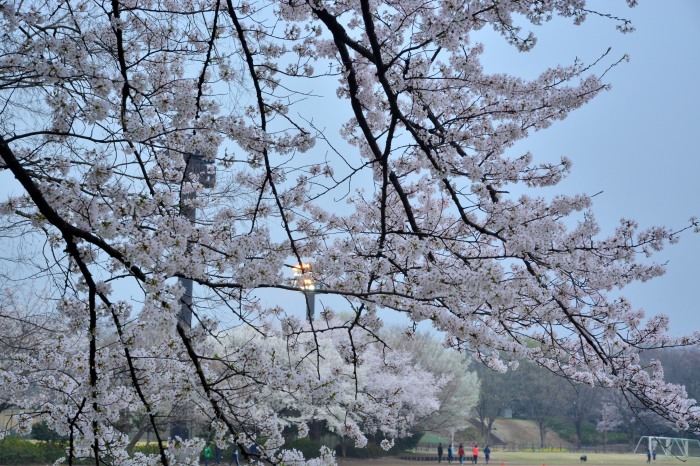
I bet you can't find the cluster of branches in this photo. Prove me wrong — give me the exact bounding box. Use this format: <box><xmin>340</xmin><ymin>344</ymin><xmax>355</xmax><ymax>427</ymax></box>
<box><xmin>0</xmin><ymin>0</ymin><xmax>698</xmax><ymax>464</ymax></box>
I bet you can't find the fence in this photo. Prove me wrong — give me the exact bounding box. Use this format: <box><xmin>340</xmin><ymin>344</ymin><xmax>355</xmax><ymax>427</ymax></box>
<box><xmin>499</xmin><ymin>443</ymin><xmax>631</xmax><ymax>454</ymax></box>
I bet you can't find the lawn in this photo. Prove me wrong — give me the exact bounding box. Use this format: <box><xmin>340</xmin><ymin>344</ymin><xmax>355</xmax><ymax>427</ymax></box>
<box><xmin>492</xmin><ymin>451</ymin><xmax>700</xmax><ymax>465</ymax></box>
<box><xmin>337</xmin><ymin>451</ymin><xmax>700</xmax><ymax>466</ymax></box>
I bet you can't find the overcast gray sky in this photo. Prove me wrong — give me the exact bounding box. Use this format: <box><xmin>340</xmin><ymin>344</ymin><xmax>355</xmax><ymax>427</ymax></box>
<box><xmin>475</xmin><ymin>0</ymin><xmax>700</xmax><ymax>336</ymax></box>
<box><xmin>298</xmin><ymin>1</ymin><xmax>700</xmax><ymax>338</ymax></box>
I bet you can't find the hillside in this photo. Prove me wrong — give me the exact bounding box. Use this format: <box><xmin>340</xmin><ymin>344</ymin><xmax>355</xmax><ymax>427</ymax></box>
<box><xmin>488</xmin><ymin>419</ymin><xmax>572</xmax><ymax>448</ymax></box>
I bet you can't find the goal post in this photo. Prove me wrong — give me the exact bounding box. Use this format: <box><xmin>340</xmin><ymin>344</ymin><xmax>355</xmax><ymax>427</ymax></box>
<box><xmin>634</xmin><ymin>436</ymin><xmax>700</xmax><ymax>458</ymax></box>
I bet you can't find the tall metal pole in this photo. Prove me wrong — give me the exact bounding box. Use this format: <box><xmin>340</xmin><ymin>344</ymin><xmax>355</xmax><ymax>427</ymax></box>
<box><xmin>303</xmin><ymin>289</ymin><xmax>316</xmax><ymax>322</ymax></box>
<box><xmin>177</xmin><ymin>197</ymin><xmax>195</xmax><ymax>329</ymax></box>
<box><xmin>171</xmin><ymin>152</ymin><xmax>215</xmax><ymax>442</ymax></box>
<box><xmin>177</xmin><ymin>152</ymin><xmax>215</xmax><ymax>328</ymax></box>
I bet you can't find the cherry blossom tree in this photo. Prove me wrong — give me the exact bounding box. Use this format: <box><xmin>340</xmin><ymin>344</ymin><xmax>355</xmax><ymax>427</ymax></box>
<box><xmin>220</xmin><ymin>319</ymin><xmax>448</xmax><ymax>456</ymax></box>
<box><xmin>380</xmin><ymin>327</ymin><xmax>479</xmax><ymax>439</ymax></box>
<box><xmin>0</xmin><ymin>281</ymin><xmax>102</xmax><ymax>461</ymax></box>
<box><xmin>1</xmin><ymin>0</ymin><xmax>699</xmax><ymax>464</ymax></box>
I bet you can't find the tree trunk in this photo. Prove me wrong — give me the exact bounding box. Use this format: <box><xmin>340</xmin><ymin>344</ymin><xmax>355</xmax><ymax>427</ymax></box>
<box><xmin>539</xmin><ymin>422</ymin><xmax>547</xmax><ymax>448</ymax></box>
<box><xmin>308</xmin><ymin>419</ymin><xmax>324</xmax><ymax>441</ymax></box>
<box><xmin>484</xmin><ymin>418</ymin><xmax>496</xmax><ymax>445</ymax></box>
<box><xmin>574</xmin><ymin>419</ymin><xmax>583</xmax><ymax>448</ymax></box>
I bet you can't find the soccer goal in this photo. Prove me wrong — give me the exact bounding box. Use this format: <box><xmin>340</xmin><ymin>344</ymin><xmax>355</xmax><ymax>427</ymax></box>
<box><xmin>634</xmin><ymin>436</ymin><xmax>700</xmax><ymax>458</ymax></box>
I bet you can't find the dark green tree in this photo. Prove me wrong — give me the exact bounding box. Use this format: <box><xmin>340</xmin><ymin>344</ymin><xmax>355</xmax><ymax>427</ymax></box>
<box><xmin>562</xmin><ymin>383</ymin><xmax>601</xmax><ymax>447</ymax></box>
<box><xmin>473</xmin><ymin>363</ymin><xmax>514</xmax><ymax>445</ymax></box>
<box><xmin>512</xmin><ymin>361</ymin><xmax>565</xmax><ymax>448</ymax></box>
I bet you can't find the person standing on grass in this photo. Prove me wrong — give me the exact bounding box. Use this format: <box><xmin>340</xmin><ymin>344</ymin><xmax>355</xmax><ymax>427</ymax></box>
<box><xmin>203</xmin><ymin>442</ymin><xmax>214</xmax><ymax>466</ymax></box>
<box><xmin>484</xmin><ymin>445</ymin><xmax>490</xmax><ymax>464</ymax></box>
<box><xmin>472</xmin><ymin>444</ymin><xmax>479</xmax><ymax>464</ymax></box>
<box><xmin>230</xmin><ymin>444</ymin><xmax>240</xmax><ymax>466</ymax></box>
<box><xmin>249</xmin><ymin>442</ymin><xmax>260</xmax><ymax>461</ymax></box>
<box><xmin>438</xmin><ymin>442</ymin><xmax>444</xmax><ymax>463</ymax></box>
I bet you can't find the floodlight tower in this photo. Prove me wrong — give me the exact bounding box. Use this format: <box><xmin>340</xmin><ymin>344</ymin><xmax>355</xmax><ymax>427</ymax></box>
<box><xmin>170</xmin><ymin>152</ymin><xmax>215</xmax><ymax>445</ymax></box>
<box><xmin>178</xmin><ymin>152</ymin><xmax>216</xmax><ymax>328</ymax></box>
<box><xmin>293</xmin><ymin>263</ymin><xmax>316</xmax><ymax>322</ymax></box>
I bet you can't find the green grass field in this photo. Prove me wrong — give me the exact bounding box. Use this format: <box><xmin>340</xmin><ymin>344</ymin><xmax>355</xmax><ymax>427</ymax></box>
<box><xmin>484</xmin><ymin>451</ymin><xmax>700</xmax><ymax>466</ymax></box>
<box><xmin>338</xmin><ymin>451</ymin><xmax>700</xmax><ymax>466</ymax></box>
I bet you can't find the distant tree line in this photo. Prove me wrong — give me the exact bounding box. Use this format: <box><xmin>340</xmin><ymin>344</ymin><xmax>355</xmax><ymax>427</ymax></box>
<box><xmin>472</xmin><ymin>347</ymin><xmax>700</xmax><ymax>449</ymax></box>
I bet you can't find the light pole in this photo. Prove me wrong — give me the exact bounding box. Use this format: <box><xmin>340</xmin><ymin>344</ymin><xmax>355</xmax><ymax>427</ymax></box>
<box><xmin>292</xmin><ymin>263</ymin><xmax>316</xmax><ymax>322</ymax></box>
<box><xmin>177</xmin><ymin>152</ymin><xmax>216</xmax><ymax>328</ymax></box>
<box><xmin>172</xmin><ymin>151</ymin><xmax>215</xmax><ymax>443</ymax></box>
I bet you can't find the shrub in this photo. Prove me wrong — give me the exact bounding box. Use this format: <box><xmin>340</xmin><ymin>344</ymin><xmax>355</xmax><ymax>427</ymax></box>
<box><xmin>283</xmin><ymin>438</ymin><xmax>325</xmax><ymax>458</ymax></box>
<box><xmin>336</xmin><ymin>441</ymin><xmax>392</xmax><ymax>458</ymax></box>
<box><xmin>0</xmin><ymin>437</ymin><xmax>65</xmax><ymax>464</ymax></box>
<box><xmin>390</xmin><ymin>431</ymin><xmax>422</xmax><ymax>453</ymax></box>
<box><xmin>31</xmin><ymin>420</ymin><xmax>69</xmax><ymax>442</ymax></box>
<box><xmin>547</xmin><ymin>419</ymin><xmax>629</xmax><ymax>446</ymax></box>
